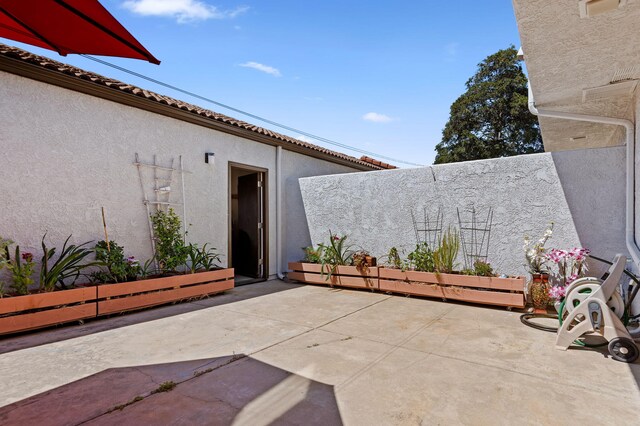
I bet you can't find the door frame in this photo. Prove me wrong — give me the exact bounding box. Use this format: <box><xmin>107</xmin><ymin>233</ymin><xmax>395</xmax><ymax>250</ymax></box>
<box><xmin>228</xmin><ymin>162</ymin><xmax>269</xmax><ymax>280</ymax></box>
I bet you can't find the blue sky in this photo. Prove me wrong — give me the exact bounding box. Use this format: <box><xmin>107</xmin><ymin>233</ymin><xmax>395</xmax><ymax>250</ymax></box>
<box><xmin>4</xmin><ymin>0</ymin><xmax>522</xmax><ymax>166</ymax></box>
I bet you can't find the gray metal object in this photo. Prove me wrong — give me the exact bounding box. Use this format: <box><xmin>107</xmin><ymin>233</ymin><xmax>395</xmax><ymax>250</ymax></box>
<box><xmin>457</xmin><ymin>206</ymin><xmax>493</xmax><ymax>269</ymax></box>
<box><xmin>411</xmin><ymin>206</ymin><xmax>443</xmax><ymax>248</ymax></box>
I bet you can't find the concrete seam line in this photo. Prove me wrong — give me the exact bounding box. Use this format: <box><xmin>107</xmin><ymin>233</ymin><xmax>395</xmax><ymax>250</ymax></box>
<box><xmin>214</xmin><ymin>306</ymin><xmax>317</xmax><ymax>329</ymax></box>
<box><xmin>334</xmin><ymin>306</ymin><xmax>455</xmax><ymax>391</ymax></box>
<box><xmin>248</xmin><ymin>294</ymin><xmax>394</xmax><ymax>356</ymax></box>
<box><xmin>76</xmin><ymin>355</ymin><xmax>247</xmax><ymax>424</ymax></box>
<box><xmin>422</xmin><ymin>350</ymin><xmax>631</xmax><ymax>402</ymax></box>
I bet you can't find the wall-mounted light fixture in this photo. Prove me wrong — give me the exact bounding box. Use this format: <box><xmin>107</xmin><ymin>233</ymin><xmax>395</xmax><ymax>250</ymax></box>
<box><xmin>205</xmin><ymin>152</ymin><xmax>215</xmax><ymax>164</ymax></box>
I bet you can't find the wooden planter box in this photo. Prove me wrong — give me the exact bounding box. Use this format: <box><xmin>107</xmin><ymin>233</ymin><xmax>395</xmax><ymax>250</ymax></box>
<box><xmin>378</xmin><ymin>268</ymin><xmax>525</xmax><ymax>308</ymax></box>
<box><xmin>0</xmin><ymin>287</ymin><xmax>97</xmax><ymax>335</ymax></box>
<box><xmin>97</xmin><ymin>268</ymin><xmax>235</xmax><ymax>316</ymax></box>
<box><xmin>288</xmin><ymin>262</ymin><xmax>378</xmax><ymax>290</ymax></box>
<box><xmin>0</xmin><ymin>269</ymin><xmax>235</xmax><ymax>336</ymax></box>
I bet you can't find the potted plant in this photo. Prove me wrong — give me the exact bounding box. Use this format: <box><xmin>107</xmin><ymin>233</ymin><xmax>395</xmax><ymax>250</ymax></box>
<box><xmin>523</xmin><ymin>223</ymin><xmax>553</xmax><ymax>311</ymax></box>
<box><xmin>546</xmin><ymin>247</ymin><xmax>590</xmax><ymax>312</ymax></box>
<box><xmin>288</xmin><ymin>232</ymin><xmax>378</xmax><ymax>290</ymax></box>
<box><xmin>94</xmin><ymin>209</ymin><xmax>234</xmax><ymax>316</ymax></box>
<box><xmin>0</xmin><ymin>234</ymin><xmax>98</xmax><ymax>335</ymax></box>
<box><xmin>379</xmin><ymin>229</ymin><xmax>525</xmax><ymax>309</ymax></box>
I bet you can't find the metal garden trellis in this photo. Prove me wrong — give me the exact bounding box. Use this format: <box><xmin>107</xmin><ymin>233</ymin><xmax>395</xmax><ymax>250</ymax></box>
<box><xmin>457</xmin><ymin>206</ymin><xmax>493</xmax><ymax>270</ymax></box>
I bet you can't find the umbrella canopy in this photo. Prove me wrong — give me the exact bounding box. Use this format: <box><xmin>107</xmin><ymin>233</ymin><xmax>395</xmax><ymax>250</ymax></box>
<box><xmin>0</xmin><ymin>0</ymin><xmax>159</xmax><ymax>64</ymax></box>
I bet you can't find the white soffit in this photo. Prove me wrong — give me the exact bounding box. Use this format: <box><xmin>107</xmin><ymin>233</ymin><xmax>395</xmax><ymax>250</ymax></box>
<box><xmin>513</xmin><ymin>0</ymin><xmax>640</xmax><ymax>150</ymax></box>
<box><xmin>582</xmin><ymin>80</ymin><xmax>638</xmax><ymax>102</ymax></box>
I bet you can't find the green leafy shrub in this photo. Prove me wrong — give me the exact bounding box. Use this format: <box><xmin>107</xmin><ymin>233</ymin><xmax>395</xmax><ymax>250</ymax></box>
<box><xmin>302</xmin><ymin>246</ymin><xmax>323</xmax><ymax>264</ymax></box>
<box><xmin>91</xmin><ymin>240</ymin><xmax>141</xmax><ymax>283</ymax></box>
<box><xmin>185</xmin><ymin>243</ymin><xmax>221</xmax><ymax>273</ymax></box>
<box><xmin>433</xmin><ymin>227</ymin><xmax>460</xmax><ymax>274</ymax></box>
<box><xmin>40</xmin><ymin>235</ymin><xmax>96</xmax><ymax>291</ymax></box>
<box><xmin>6</xmin><ymin>246</ymin><xmax>35</xmax><ymax>295</ymax></box>
<box><xmin>140</xmin><ymin>256</ymin><xmax>157</xmax><ymax>279</ymax></box>
<box><xmin>384</xmin><ymin>247</ymin><xmax>404</xmax><ymax>269</ymax></box>
<box><xmin>473</xmin><ymin>260</ymin><xmax>495</xmax><ymax>277</ymax></box>
<box><xmin>407</xmin><ymin>243</ymin><xmax>435</xmax><ymax>272</ymax></box>
<box><xmin>150</xmin><ymin>209</ymin><xmax>187</xmax><ymax>272</ymax></box>
<box><xmin>0</xmin><ymin>237</ymin><xmax>13</xmax><ymax>296</ymax></box>
<box><xmin>318</xmin><ymin>232</ymin><xmax>353</xmax><ymax>279</ymax></box>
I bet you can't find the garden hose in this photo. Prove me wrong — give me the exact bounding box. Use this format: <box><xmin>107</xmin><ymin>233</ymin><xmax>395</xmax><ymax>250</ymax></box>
<box><xmin>519</xmin><ymin>313</ymin><xmax>558</xmax><ymax>333</ymax></box>
<box><xmin>520</xmin><ymin>299</ymin><xmax>627</xmax><ymax>347</ymax></box>
<box><xmin>521</xmin><ymin>255</ymin><xmax>639</xmax><ymax>346</ymax></box>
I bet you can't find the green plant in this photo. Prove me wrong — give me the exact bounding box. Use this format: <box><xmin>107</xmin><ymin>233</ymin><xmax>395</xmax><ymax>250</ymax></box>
<box><xmin>318</xmin><ymin>232</ymin><xmax>354</xmax><ymax>280</ymax></box>
<box><xmin>351</xmin><ymin>250</ymin><xmax>370</xmax><ymax>270</ymax></box>
<box><xmin>150</xmin><ymin>209</ymin><xmax>187</xmax><ymax>272</ymax></box>
<box><xmin>153</xmin><ymin>381</ymin><xmax>176</xmax><ymax>393</ymax></box>
<box><xmin>383</xmin><ymin>247</ymin><xmax>404</xmax><ymax>269</ymax></box>
<box><xmin>91</xmin><ymin>240</ymin><xmax>141</xmax><ymax>283</ymax></box>
<box><xmin>40</xmin><ymin>234</ymin><xmax>96</xmax><ymax>292</ymax></box>
<box><xmin>473</xmin><ymin>260</ymin><xmax>495</xmax><ymax>277</ymax></box>
<box><xmin>302</xmin><ymin>245</ymin><xmax>323</xmax><ymax>264</ymax></box>
<box><xmin>407</xmin><ymin>243</ymin><xmax>435</xmax><ymax>272</ymax></box>
<box><xmin>0</xmin><ymin>237</ymin><xmax>13</xmax><ymax>296</ymax></box>
<box><xmin>433</xmin><ymin>227</ymin><xmax>460</xmax><ymax>274</ymax></box>
<box><xmin>139</xmin><ymin>256</ymin><xmax>157</xmax><ymax>279</ymax></box>
<box><xmin>6</xmin><ymin>246</ymin><xmax>35</xmax><ymax>295</ymax></box>
<box><xmin>184</xmin><ymin>243</ymin><xmax>221</xmax><ymax>273</ymax></box>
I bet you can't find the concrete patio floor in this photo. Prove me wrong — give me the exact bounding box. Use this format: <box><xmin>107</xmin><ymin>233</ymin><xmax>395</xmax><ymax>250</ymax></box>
<box><xmin>0</xmin><ymin>280</ymin><xmax>639</xmax><ymax>425</ymax></box>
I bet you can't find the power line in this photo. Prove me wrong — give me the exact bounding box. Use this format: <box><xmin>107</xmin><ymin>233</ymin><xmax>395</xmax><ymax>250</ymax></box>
<box><xmin>80</xmin><ymin>54</ymin><xmax>425</xmax><ymax>167</ymax></box>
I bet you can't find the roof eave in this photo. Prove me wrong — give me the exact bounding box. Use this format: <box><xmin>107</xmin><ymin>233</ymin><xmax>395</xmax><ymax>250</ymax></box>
<box><xmin>0</xmin><ymin>53</ymin><xmax>381</xmax><ymax>172</ymax></box>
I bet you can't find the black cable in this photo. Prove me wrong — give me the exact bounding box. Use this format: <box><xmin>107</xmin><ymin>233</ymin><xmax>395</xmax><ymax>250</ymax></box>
<box><xmin>80</xmin><ymin>54</ymin><xmax>425</xmax><ymax>167</ymax></box>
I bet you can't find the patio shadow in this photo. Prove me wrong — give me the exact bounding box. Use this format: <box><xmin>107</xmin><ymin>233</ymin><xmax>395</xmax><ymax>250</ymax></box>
<box><xmin>0</xmin><ymin>355</ymin><xmax>342</xmax><ymax>426</ymax></box>
<box><xmin>0</xmin><ymin>280</ymin><xmax>299</xmax><ymax>355</ymax></box>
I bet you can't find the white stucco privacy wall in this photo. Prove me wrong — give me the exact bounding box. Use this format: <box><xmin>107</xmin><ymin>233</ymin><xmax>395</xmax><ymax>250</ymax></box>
<box><xmin>299</xmin><ymin>148</ymin><xmax>629</xmax><ymax>277</ymax></box>
<box><xmin>0</xmin><ymin>71</ymin><xmax>358</xmax><ymax>278</ymax></box>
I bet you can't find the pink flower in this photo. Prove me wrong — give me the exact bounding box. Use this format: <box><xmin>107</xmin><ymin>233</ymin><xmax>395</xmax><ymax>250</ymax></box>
<box><xmin>547</xmin><ymin>249</ymin><xmax>568</xmax><ymax>263</ymax></box>
<box><xmin>333</xmin><ymin>236</ymin><xmax>341</xmax><ymax>241</ymax></box>
<box><xmin>21</xmin><ymin>252</ymin><xmax>33</xmax><ymax>262</ymax></box>
<box><xmin>569</xmin><ymin>247</ymin><xmax>589</xmax><ymax>261</ymax></box>
<box><xmin>549</xmin><ymin>285</ymin><xmax>566</xmax><ymax>300</ymax></box>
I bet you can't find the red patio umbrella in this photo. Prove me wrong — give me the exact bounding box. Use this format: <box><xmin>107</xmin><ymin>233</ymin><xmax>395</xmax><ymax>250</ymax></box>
<box><xmin>0</xmin><ymin>0</ymin><xmax>159</xmax><ymax>64</ymax></box>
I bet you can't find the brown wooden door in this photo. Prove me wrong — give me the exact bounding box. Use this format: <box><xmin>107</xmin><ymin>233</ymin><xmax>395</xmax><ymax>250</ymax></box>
<box><xmin>237</xmin><ymin>173</ymin><xmax>262</xmax><ymax>277</ymax></box>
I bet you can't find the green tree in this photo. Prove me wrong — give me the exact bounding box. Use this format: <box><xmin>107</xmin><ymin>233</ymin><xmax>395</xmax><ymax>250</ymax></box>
<box><xmin>434</xmin><ymin>46</ymin><xmax>543</xmax><ymax>164</ymax></box>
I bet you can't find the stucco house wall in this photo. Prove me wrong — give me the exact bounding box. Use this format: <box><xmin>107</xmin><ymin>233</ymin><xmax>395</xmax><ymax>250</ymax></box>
<box><xmin>636</xmin><ymin>91</ymin><xmax>640</xmax><ymax>256</ymax></box>
<box><xmin>299</xmin><ymin>147</ymin><xmax>629</xmax><ymax>277</ymax></box>
<box><xmin>0</xmin><ymin>70</ymin><xmax>358</xmax><ymax>277</ymax></box>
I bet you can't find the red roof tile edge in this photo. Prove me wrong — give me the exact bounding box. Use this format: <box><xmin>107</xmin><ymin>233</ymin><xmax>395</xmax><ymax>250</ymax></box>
<box><xmin>359</xmin><ymin>156</ymin><xmax>397</xmax><ymax>169</ymax></box>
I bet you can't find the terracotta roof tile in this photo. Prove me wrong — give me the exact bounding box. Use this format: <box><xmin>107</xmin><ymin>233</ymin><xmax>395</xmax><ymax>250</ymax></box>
<box><xmin>359</xmin><ymin>156</ymin><xmax>397</xmax><ymax>169</ymax></box>
<box><xmin>0</xmin><ymin>43</ymin><xmax>393</xmax><ymax>170</ymax></box>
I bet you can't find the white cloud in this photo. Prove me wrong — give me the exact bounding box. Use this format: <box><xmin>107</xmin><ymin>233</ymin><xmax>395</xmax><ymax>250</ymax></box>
<box><xmin>362</xmin><ymin>112</ymin><xmax>393</xmax><ymax>123</ymax></box>
<box><xmin>122</xmin><ymin>0</ymin><xmax>249</xmax><ymax>24</ymax></box>
<box><xmin>239</xmin><ymin>61</ymin><xmax>282</xmax><ymax>77</ymax></box>
<box><xmin>296</xmin><ymin>135</ymin><xmax>312</xmax><ymax>143</ymax></box>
